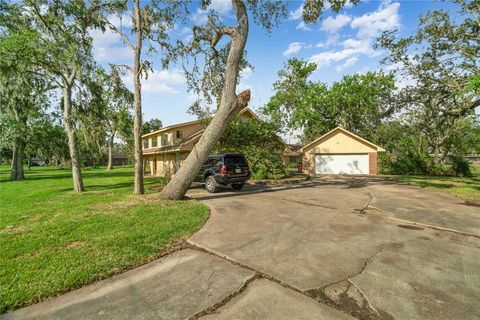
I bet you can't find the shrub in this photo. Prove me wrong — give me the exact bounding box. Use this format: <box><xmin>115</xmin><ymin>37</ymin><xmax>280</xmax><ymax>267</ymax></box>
<box><xmin>243</xmin><ymin>147</ymin><xmax>289</xmax><ymax>180</ymax></box>
<box><xmin>450</xmin><ymin>155</ymin><xmax>472</xmax><ymax>177</ymax></box>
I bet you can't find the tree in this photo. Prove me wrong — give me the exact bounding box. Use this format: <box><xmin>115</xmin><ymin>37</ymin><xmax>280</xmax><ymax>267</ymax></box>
<box><xmin>0</xmin><ymin>28</ymin><xmax>51</xmax><ymax>180</ymax></box>
<box><xmin>160</xmin><ymin>0</ymin><xmax>356</xmax><ymax>200</ymax></box>
<box><xmin>142</xmin><ymin>119</ymin><xmax>162</xmax><ymax>135</ymax></box>
<box><xmin>3</xmin><ymin>1</ymin><xmax>109</xmax><ymax>191</ymax></box>
<box><xmin>79</xmin><ymin>68</ymin><xmax>133</xmax><ymax>170</ymax></box>
<box><xmin>100</xmin><ymin>0</ymin><xmax>187</xmax><ymax>195</ymax></box>
<box><xmin>263</xmin><ymin>58</ymin><xmax>396</xmax><ymax>143</ymax></box>
<box><xmin>377</xmin><ymin>0</ymin><xmax>480</xmax><ymax>164</ymax></box>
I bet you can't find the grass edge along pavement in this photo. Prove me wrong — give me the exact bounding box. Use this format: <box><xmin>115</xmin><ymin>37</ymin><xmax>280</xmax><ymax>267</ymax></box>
<box><xmin>0</xmin><ymin>166</ymin><xmax>209</xmax><ymax>313</ymax></box>
<box><xmin>387</xmin><ymin>164</ymin><xmax>480</xmax><ymax>202</ymax></box>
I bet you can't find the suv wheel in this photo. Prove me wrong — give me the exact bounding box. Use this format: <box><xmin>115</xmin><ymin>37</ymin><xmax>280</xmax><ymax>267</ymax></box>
<box><xmin>231</xmin><ymin>183</ymin><xmax>244</xmax><ymax>190</ymax></box>
<box><xmin>205</xmin><ymin>175</ymin><xmax>219</xmax><ymax>193</ymax></box>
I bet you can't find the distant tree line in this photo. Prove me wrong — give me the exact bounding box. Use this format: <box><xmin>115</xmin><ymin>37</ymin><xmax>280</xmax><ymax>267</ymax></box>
<box><xmin>263</xmin><ymin>0</ymin><xmax>479</xmax><ymax>176</ymax></box>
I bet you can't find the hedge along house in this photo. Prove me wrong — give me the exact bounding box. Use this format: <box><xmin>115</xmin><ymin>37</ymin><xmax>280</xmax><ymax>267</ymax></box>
<box><xmin>300</xmin><ymin>127</ymin><xmax>385</xmax><ymax>175</ymax></box>
<box><xmin>142</xmin><ymin>108</ymin><xmax>299</xmax><ymax>177</ymax></box>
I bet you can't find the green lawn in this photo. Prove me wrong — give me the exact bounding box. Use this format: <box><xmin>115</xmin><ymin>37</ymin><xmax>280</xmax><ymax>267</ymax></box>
<box><xmin>388</xmin><ymin>164</ymin><xmax>480</xmax><ymax>202</ymax></box>
<box><xmin>0</xmin><ymin>166</ymin><xmax>209</xmax><ymax>313</ymax></box>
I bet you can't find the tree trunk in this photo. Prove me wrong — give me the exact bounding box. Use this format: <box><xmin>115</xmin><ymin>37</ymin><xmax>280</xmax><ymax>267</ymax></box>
<box><xmin>433</xmin><ymin>144</ymin><xmax>441</xmax><ymax>165</ymax></box>
<box><xmin>63</xmin><ymin>84</ymin><xmax>85</xmax><ymax>192</ymax></box>
<box><xmin>107</xmin><ymin>132</ymin><xmax>115</xmax><ymax>170</ymax></box>
<box><xmin>16</xmin><ymin>141</ymin><xmax>25</xmax><ymax>180</ymax></box>
<box><xmin>10</xmin><ymin>141</ymin><xmax>25</xmax><ymax>180</ymax></box>
<box><xmin>132</xmin><ymin>0</ymin><xmax>144</xmax><ymax>195</ymax></box>
<box><xmin>10</xmin><ymin>144</ymin><xmax>18</xmax><ymax>180</ymax></box>
<box><xmin>160</xmin><ymin>0</ymin><xmax>250</xmax><ymax>200</ymax></box>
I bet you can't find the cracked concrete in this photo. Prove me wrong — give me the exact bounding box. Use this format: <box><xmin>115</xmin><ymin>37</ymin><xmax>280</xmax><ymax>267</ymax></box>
<box><xmin>4</xmin><ymin>178</ymin><xmax>480</xmax><ymax>320</ymax></box>
<box><xmin>188</xmin><ymin>180</ymin><xmax>480</xmax><ymax>319</ymax></box>
<box><xmin>200</xmin><ymin>279</ymin><xmax>354</xmax><ymax>320</ymax></box>
<box><xmin>3</xmin><ymin>249</ymin><xmax>255</xmax><ymax>320</ymax></box>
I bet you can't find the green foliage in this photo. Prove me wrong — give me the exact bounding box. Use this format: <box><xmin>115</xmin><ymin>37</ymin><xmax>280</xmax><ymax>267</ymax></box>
<box><xmin>216</xmin><ymin>118</ymin><xmax>289</xmax><ymax>180</ymax></box>
<box><xmin>142</xmin><ymin>118</ymin><xmax>163</xmax><ymax>134</ymax></box>
<box><xmin>264</xmin><ymin>58</ymin><xmax>396</xmax><ymax>143</ymax></box>
<box><xmin>450</xmin><ymin>155</ymin><xmax>472</xmax><ymax>177</ymax></box>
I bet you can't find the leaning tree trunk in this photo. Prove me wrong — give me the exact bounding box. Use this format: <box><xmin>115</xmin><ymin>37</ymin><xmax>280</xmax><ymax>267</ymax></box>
<box><xmin>160</xmin><ymin>0</ymin><xmax>250</xmax><ymax>200</ymax></box>
<box><xmin>63</xmin><ymin>84</ymin><xmax>85</xmax><ymax>192</ymax></box>
<box><xmin>107</xmin><ymin>132</ymin><xmax>115</xmax><ymax>170</ymax></box>
<box><xmin>132</xmin><ymin>0</ymin><xmax>144</xmax><ymax>195</ymax></box>
<box><xmin>10</xmin><ymin>144</ymin><xmax>18</xmax><ymax>180</ymax></box>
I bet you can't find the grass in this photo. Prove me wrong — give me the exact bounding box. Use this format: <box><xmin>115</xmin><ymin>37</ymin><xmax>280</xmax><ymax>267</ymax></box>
<box><xmin>0</xmin><ymin>166</ymin><xmax>209</xmax><ymax>313</ymax></box>
<box><xmin>388</xmin><ymin>164</ymin><xmax>480</xmax><ymax>202</ymax></box>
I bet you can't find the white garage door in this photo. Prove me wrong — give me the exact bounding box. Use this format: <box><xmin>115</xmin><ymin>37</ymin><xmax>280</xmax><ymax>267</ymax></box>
<box><xmin>315</xmin><ymin>154</ymin><xmax>369</xmax><ymax>175</ymax></box>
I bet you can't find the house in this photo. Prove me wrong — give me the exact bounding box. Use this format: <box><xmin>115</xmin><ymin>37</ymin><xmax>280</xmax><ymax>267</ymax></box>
<box><xmin>142</xmin><ymin>108</ymin><xmax>299</xmax><ymax>176</ymax></box>
<box><xmin>110</xmin><ymin>151</ymin><xmax>129</xmax><ymax>166</ymax></box>
<box><xmin>300</xmin><ymin>127</ymin><xmax>385</xmax><ymax>175</ymax></box>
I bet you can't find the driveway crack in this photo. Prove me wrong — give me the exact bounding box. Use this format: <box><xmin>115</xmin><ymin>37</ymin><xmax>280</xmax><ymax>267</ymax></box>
<box><xmin>305</xmin><ymin>248</ymin><xmax>384</xmax><ymax>320</ymax></box>
<box><xmin>187</xmin><ymin>240</ymin><xmax>382</xmax><ymax>320</ymax></box>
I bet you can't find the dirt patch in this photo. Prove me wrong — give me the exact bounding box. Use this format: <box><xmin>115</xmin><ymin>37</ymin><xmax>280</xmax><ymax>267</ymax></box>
<box><xmin>397</xmin><ymin>224</ymin><xmax>425</xmax><ymax>230</ymax></box>
<box><xmin>93</xmin><ymin>194</ymin><xmax>160</xmax><ymax>211</ymax></box>
<box><xmin>64</xmin><ymin>241</ymin><xmax>84</xmax><ymax>249</ymax></box>
<box><xmin>1</xmin><ymin>225</ymin><xmax>24</xmax><ymax>234</ymax></box>
<box><xmin>463</xmin><ymin>200</ymin><xmax>480</xmax><ymax>207</ymax></box>
<box><xmin>306</xmin><ymin>280</ymin><xmax>381</xmax><ymax>320</ymax></box>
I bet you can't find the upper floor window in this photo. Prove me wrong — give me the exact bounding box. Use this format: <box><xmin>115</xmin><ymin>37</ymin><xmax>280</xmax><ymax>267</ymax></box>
<box><xmin>152</xmin><ymin>136</ymin><xmax>158</xmax><ymax>147</ymax></box>
<box><xmin>143</xmin><ymin>139</ymin><xmax>149</xmax><ymax>149</ymax></box>
<box><xmin>162</xmin><ymin>133</ymin><xmax>169</xmax><ymax>146</ymax></box>
<box><xmin>176</xmin><ymin>130</ymin><xmax>183</xmax><ymax>139</ymax></box>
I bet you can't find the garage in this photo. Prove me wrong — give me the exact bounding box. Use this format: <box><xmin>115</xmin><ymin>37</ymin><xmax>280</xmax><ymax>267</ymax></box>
<box><xmin>300</xmin><ymin>127</ymin><xmax>385</xmax><ymax>176</ymax></box>
<box><xmin>315</xmin><ymin>154</ymin><xmax>369</xmax><ymax>174</ymax></box>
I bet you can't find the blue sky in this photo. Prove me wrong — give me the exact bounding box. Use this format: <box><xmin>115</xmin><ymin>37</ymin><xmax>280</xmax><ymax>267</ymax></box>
<box><xmin>90</xmin><ymin>0</ymin><xmax>457</xmax><ymax>130</ymax></box>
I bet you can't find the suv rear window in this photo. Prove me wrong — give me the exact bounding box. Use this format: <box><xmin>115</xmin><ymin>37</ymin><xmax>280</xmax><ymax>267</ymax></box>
<box><xmin>224</xmin><ymin>155</ymin><xmax>247</xmax><ymax>165</ymax></box>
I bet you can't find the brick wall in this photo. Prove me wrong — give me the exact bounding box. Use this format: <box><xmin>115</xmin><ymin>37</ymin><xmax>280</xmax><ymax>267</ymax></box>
<box><xmin>368</xmin><ymin>152</ymin><xmax>378</xmax><ymax>175</ymax></box>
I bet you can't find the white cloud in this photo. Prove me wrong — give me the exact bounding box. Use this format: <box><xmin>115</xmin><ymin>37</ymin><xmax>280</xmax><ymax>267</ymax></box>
<box><xmin>208</xmin><ymin>0</ymin><xmax>233</xmax><ymax>15</ymax></box>
<box><xmin>290</xmin><ymin>3</ymin><xmax>303</xmax><ymax>20</ymax></box>
<box><xmin>191</xmin><ymin>0</ymin><xmax>233</xmax><ymax>25</ymax></box>
<box><xmin>309</xmin><ymin>1</ymin><xmax>401</xmax><ymax>71</ymax></box>
<box><xmin>122</xmin><ymin>69</ymin><xmax>185</xmax><ymax>94</ymax></box>
<box><xmin>296</xmin><ymin>21</ymin><xmax>312</xmax><ymax>31</ymax></box>
<box><xmin>240</xmin><ymin>66</ymin><xmax>253</xmax><ymax>81</ymax></box>
<box><xmin>320</xmin><ymin>14</ymin><xmax>352</xmax><ymax>33</ymax></box>
<box><xmin>90</xmin><ymin>28</ymin><xmax>132</xmax><ymax>63</ymax></box>
<box><xmin>191</xmin><ymin>8</ymin><xmax>208</xmax><ymax>24</ymax></box>
<box><xmin>283</xmin><ymin>42</ymin><xmax>304</xmax><ymax>56</ymax></box>
<box><xmin>336</xmin><ymin>57</ymin><xmax>358</xmax><ymax>72</ymax></box>
<box><xmin>351</xmin><ymin>2</ymin><xmax>400</xmax><ymax>38</ymax></box>
<box><xmin>107</xmin><ymin>13</ymin><xmax>133</xmax><ymax>29</ymax></box>
<box><xmin>308</xmin><ymin>38</ymin><xmax>373</xmax><ymax>68</ymax></box>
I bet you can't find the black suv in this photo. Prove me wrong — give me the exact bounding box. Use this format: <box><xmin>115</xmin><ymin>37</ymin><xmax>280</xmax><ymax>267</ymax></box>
<box><xmin>195</xmin><ymin>153</ymin><xmax>250</xmax><ymax>193</ymax></box>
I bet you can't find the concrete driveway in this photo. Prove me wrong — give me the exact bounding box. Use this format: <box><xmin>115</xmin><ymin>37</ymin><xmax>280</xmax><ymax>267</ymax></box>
<box><xmin>5</xmin><ymin>177</ymin><xmax>480</xmax><ymax>320</ymax></box>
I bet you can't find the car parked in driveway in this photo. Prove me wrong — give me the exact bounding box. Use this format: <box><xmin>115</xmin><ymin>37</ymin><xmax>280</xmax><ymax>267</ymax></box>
<box><xmin>195</xmin><ymin>153</ymin><xmax>251</xmax><ymax>193</ymax></box>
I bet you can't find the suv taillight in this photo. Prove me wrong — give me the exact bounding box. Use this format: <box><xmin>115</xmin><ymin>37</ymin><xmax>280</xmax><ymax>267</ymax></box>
<box><xmin>245</xmin><ymin>165</ymin><xmax>250</xmax><ymax>172</ymax></box>
<box><xmin>220</xmin><ymin>165</ymin><xmax>227</xmax><ymax>174</ymax></box>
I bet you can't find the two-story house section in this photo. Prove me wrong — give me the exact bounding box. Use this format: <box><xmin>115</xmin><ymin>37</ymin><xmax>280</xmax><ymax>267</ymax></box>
<box><xmin>141</xmin><ymin>108</ymin><xmax>299</xmax><ymax>177</ymax></box>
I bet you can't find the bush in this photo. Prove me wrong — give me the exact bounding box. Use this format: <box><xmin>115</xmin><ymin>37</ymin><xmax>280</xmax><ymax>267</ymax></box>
<box><xmin>379</xmin><ymin>150</ymin><xmax>430</xmax><ymax>175</ymax></box>
<box><xmin>243</xmin><ymin>147</ymin><xmax>289</xmax><ymax>180</ymax></box>
<box><xmin>450</xmin><ymin>155</ymin><xmax>472</xmax><ymax>177</ymax></box>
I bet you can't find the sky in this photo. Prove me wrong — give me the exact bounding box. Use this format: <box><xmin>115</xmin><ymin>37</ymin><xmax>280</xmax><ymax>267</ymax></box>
<box><xmin>90</xmin><ymin>0</ymin><xmax>458</xmax><ymax>134</ymax></box>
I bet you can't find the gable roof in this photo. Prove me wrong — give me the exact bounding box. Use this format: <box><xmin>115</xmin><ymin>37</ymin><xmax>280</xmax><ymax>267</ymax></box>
<box><xmin>300</xmin><ymin>127</ymin><xmax>385</xmax><ymax>152</ymax></box>
<box><xmin>141</xmin><ymin>108</ymin><xmax>258</xmax><ymax>139</ymax></box>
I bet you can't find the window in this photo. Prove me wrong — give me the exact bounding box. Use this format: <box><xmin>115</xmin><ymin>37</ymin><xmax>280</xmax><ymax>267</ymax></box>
<box><xmin>143</xmin><ymin>139</ymin><xmax>149</xmax><ymax>149</ymax></box>
<box><xmin>152</xmin><ymin>136</ymin><xmax>158</xmax><ymax>147</ymax></box>
<box><xmin>162</xmin><ymin>133</ymin><xmax>169</xmax><ymax>146</ymax></box>
<box><xmin>176</xmin><ymin>130</ymin><xmax>183</xmax><ymax>139</ymax></box>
